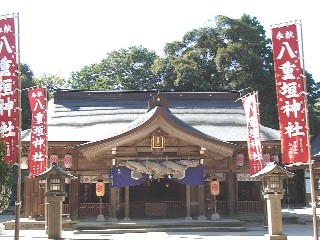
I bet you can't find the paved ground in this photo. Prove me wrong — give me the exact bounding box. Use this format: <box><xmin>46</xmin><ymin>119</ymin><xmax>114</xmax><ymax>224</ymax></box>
<box><xmin>1</xmin><ymin>208</ymin><xmax>320</xmax><ymax>239</ymax></box>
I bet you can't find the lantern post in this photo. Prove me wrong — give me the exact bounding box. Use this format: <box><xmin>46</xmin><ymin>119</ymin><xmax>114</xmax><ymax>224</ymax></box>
<box><xmin>210</xmin><ymin>180</ymin><xmax>220</xmax><ymax>220</ymax></box>
<box><xmin>251</xmin><ymin>162</ymin><xmax>294</xmax><ymax>240</ymax></box>
<box><xmin>35</xmin><ymin>163</ymin><xmax>76</xmax><ymax>239</ymax></box>
<box><xmin>96</xmin><ymin>179</ymin><xmax>105</xmax><ymax>222</ymax></box>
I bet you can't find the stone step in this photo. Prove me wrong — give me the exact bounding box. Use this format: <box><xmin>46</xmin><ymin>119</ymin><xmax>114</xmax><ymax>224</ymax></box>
<box><xmin>74</xmin><ymin>226</ymin><xmax>246</xmax><ymax>234</ymax></box>
<box><xmin>3</xmin><ymin>219</ymin><xmax>77</xmax><ymax>230</ymax></box>
<box><xmin>73</xmin><ymin>219</ymin><xmax>246</xmax><ymax>233</ymax></box>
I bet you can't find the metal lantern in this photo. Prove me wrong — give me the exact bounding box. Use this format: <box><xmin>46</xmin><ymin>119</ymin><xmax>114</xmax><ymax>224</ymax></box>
<box><xmin>64</xmin><ymin>153</ymin><xmax>72</xmax><ymax>169</ymax></box>
<box><xmin>96</xmin><ymin>181</ymin><xmax>105</xmax><ymax>197</ymax></box>
<box><xmin>271</xmin><ymin>155</ymin><xmax>279</xmax><ymax>163</ymax></box>
<box><xmin>21</xmin><ymin>155</ymin><xmax>28</xmax><ymax>169</ymax></box>
<box><xmin>50</xmin><ymin>153</ymin><xmax>58</xmax><ymax>165</ymax></box>
<box><xmin>263</xmin><ymin>153</ymin><xmax>271</xmax><ymax>165</ymax></box>
<box><xmin>236</xmin><ymin>153</ymin><xmax>244</xmax><ymax>167</ymax></box>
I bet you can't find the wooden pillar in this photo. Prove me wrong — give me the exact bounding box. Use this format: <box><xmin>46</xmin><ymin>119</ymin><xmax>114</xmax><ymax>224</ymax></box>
<box><xmin>185</xmin><ymin>185</ymin><xmax>192</xmax><ymax>220</ymax></box>
<box><xmin>197</xmin><ymin>184</ymin><xmax>206</xmax><ymax>220</ymax></box>
<box><xmin>109</xmin><ymin>187</ymin><xmax>117</xmax><ymax>221</ymax></box>
<box><xmin>69</xmin><ymin>177</ymin><xmax>80</xmax><ymax>219</ymax></box>
<box><xmin>23</xmin><ymin>177</ymin><xmax>32</xmax><ymax>218</ymax></box>
<box><xmin>124</xmin><ymin>186</ymin><xmax>130</xmax><ymax>221</ymax></box>
<box><xmin>227</xmin><ymin>172</ymin><xmax>237</xmax><ymax>216</ymax></box>
<box><xmin>38</xmin><ymin>183</ymin><xmax>45</xmax><ymax>215</ymax></box>
<box><xmin>31</xmin><ymin>179</ymin><xmax>39</xmax><ymax>217</ymax></box>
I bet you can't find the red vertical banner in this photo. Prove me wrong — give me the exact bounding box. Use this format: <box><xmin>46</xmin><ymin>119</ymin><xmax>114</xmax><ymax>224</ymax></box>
<box><xmin>271</xmin><ymin>24</ymin><xmax>309</xmax><ymax>164</ymax></box>
<box><xmin>28</xmin><ymin>88</ymin><xmax>47</xmax><ymax>178</ymax></box>
<box><xmin>242</xmin><ymin>93</ymin><xmax>263</xmax><ymax>175</ymax></box>
<box><xmin>0</xmin><ymin>17</ymin><xmax>19</xmax><ymax>164</ymax></box>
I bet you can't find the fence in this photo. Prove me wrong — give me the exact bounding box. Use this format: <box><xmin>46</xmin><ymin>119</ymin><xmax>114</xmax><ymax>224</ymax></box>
<box><xmin>38</xmin><ymin>200</ymin><xmax>263</xmax><ymax>217</ymax></box>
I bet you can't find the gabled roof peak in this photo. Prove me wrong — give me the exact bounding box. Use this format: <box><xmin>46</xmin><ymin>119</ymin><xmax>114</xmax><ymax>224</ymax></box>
<box><xmin>148</xmin><ymin>92</ymin><xmax>169</xmax><ymax>112</ymax></box>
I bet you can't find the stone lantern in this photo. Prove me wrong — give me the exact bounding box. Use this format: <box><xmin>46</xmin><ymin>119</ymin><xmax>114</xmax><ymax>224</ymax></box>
<box><xmin>251</xmin><ymin>162</ymin><xmax>294</xmax><ymax>240</ymax></box>
<box><xmin>36</xmin><ymin>163</ymin><xmax>77</xmax><ymax>239</ymax></box>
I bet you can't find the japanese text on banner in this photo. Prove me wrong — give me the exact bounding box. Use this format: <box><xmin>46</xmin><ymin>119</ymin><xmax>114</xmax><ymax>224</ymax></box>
<box><xmin>271</xmin><ymin>24</ymin><xmax>309</xmax><ymax>164</ymax></box>
<box><xmin>0</xmin><ymin>17</ymin><xmax>19</xmax><ymax>164</ymax></box>
<box><xmin>28</xmin><ymin>88</ymin><xmax>47</xmax><ymax>178</ymax></box>
<box><xmin>242</xmin><ymin>93</ymin><xmax>263</xmax><ymax>175</ymax></box>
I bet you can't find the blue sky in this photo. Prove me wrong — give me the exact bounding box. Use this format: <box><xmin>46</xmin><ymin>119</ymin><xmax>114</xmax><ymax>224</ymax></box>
<box><xmin>1</xmin><ymin>0</ymin><xmax>319</xmax><ymax>82</ymax></box>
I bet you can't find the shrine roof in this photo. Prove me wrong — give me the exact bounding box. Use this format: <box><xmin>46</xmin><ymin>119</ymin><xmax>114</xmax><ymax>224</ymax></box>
<box><xmin>21</xmin><ymin>90</ymin><xmax>280</xmax><ymax>143</ymax></box>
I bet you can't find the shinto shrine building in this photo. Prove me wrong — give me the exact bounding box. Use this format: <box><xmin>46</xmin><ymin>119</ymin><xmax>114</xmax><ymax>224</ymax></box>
<box><xmin>21</xmin><ymin>90</ymin><xmax>294</xmax><ymax>219</ymax></box>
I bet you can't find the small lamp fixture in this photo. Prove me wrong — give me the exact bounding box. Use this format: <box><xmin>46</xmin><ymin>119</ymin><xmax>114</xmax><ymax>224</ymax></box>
<box><xmin>263</xmin><ymin>153</ymin><xmax>271</xmax><ymax>166</ymax></box>
<box><xmin>236</xmin><ymin>153</ymin><xmax>244</xmax><ymax>168</ymax></box>
<box><xmin>50</xmin><ymin>153</ymin><xmax>58</xmax><ymax>165</ymax></box>
<box><xmin>96</xmin><ymin>180</ymin><xmax>105</xmax><ymax>197</ymax></box>
<box><xmin>64</xmin><ymin>153</ymin><xmax>72</xmax><ymax>169</ymax></box>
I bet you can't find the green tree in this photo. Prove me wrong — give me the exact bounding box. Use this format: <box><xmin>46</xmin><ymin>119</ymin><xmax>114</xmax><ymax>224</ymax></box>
<box><xmin>69</xmin><ymin>46</ymin><xmax>159</xmax><ymax>90</ymax></box>
<box><xmin>66</xmin><ymin>14</ymin><xmax>320</xmax><ymax>136</ymax></box>
<box><xmin>213</xmin><ymin>14</ymin><xmax>277</xmax><ymax>128</ymax></box>
<box><xmin>34</xmin><ymin>73</ymin><xmax>67</xmax><ymax>99</ymax></box>
<box><xmin>69</xmin><ymin>63</ymin><xmax>112</xmax><ymax>90</ymax></box>
<box><xmin>305</xmin><ymin>72</ymin><xmax>320</xmax><ymax>137</ymax></box>
<box><xmin>153</xmin><ymin>14</ymin><xmax>280</xmax><ymax>128</ymax></box>
<box><xmin>153</xmin><ymin>27</ymin><xmax>224</xmax><ymax>91</ymax></box>
<box><xmin>21</xmin><ymin>64</ymin><xmax>36</xmax><ymax>130</ymax></box>
<box><xmin>0</xmin><ymin>140</ymin><xmax>13</xmax><ymax>213</ymax></box>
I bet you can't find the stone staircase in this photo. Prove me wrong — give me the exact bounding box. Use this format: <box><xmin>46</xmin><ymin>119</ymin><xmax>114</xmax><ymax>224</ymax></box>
<box><xmin>73</xmin><ymin>219</ymin><xmax>246</xmax><ymax>234</ymax></box>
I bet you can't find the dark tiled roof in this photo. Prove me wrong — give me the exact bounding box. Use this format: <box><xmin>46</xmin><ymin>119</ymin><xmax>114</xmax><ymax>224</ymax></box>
<box><xmin>21</xmin><ymin>90</ymin><xmax>280</xmax><ymax>143</ymax></box>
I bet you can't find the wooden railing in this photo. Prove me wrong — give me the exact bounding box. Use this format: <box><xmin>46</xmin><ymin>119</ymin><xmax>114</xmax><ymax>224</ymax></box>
<box><xmin>79</xmin><ymin>203</ymin><xmax>110</xmax><ymax>216</ymax></box>
<box><xmin>38</xmin><ymin>201</ymin><xmax>263</xmax><ymax>217</ymax></box>
<box><xmin>38</xmin><ymin>204</ymin><xmax>70</xmax><ymax>216</ymax></box>
<box><xmin>237</xmin><ymin>201</ymin><xmax>264</xmax><ymax>213</ymax></box>
<box><xmin>205</xmin><ymin>201</ymin><xmax>228</xmax><ymax>214</ymax></box>
<box><xmin>127</xmin><ymin>201</ymin><xmax>185</xmax><ymax>218</ymax></box>
<box><xmin>62</xmin><ymin>204</ymin><xmax>69</xmax><ymax>214</ymax></box>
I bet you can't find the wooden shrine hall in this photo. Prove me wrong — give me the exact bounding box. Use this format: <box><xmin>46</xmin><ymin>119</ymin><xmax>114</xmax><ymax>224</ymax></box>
<box><xmin>21</xmin><ymin>90</ymin><xmax>281</xmax><ymax>219</ymax></box>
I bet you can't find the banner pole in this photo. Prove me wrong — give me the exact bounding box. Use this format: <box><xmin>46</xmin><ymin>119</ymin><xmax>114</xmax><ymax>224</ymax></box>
<box><xmin>298</xmin><ymin>20</ymin><xmax>319</xmax><ymax>240</ymax></box>
<box><xmin>14</xmin><ymin>12</ymin><xmax>21</xmax><ymax>240</ymax></box>
<box><xmin>45</xmin><ymin>87</ymin><xmax>48</xmax><ymax>234</ymax></box>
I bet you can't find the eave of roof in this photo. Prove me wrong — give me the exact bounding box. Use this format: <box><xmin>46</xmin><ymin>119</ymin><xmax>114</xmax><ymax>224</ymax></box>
<box><xmin>75</xmin><ymin>105</ymin><xmax>240</xmax><ymax>160</ymax></box>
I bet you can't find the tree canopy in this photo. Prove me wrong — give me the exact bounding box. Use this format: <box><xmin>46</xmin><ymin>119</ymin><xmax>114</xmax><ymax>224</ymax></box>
<box><xmin>67</xmin><ymin>14</ymin><xmax>284</xmax><ymax>130</ymax></box>
<box><xmin>21</xmin><ymin>64</ymin><xmax>36</xmax><ymax>130</ymax></box>
<box><xmin>68</xmin><ymin>46</ymin><xmax>159</xmax><ymax>90</ymax></box>
<box><xmin>23</xmin><ymin>14</ymin><xmax>320</xmax><ymax>137</ymax></box>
